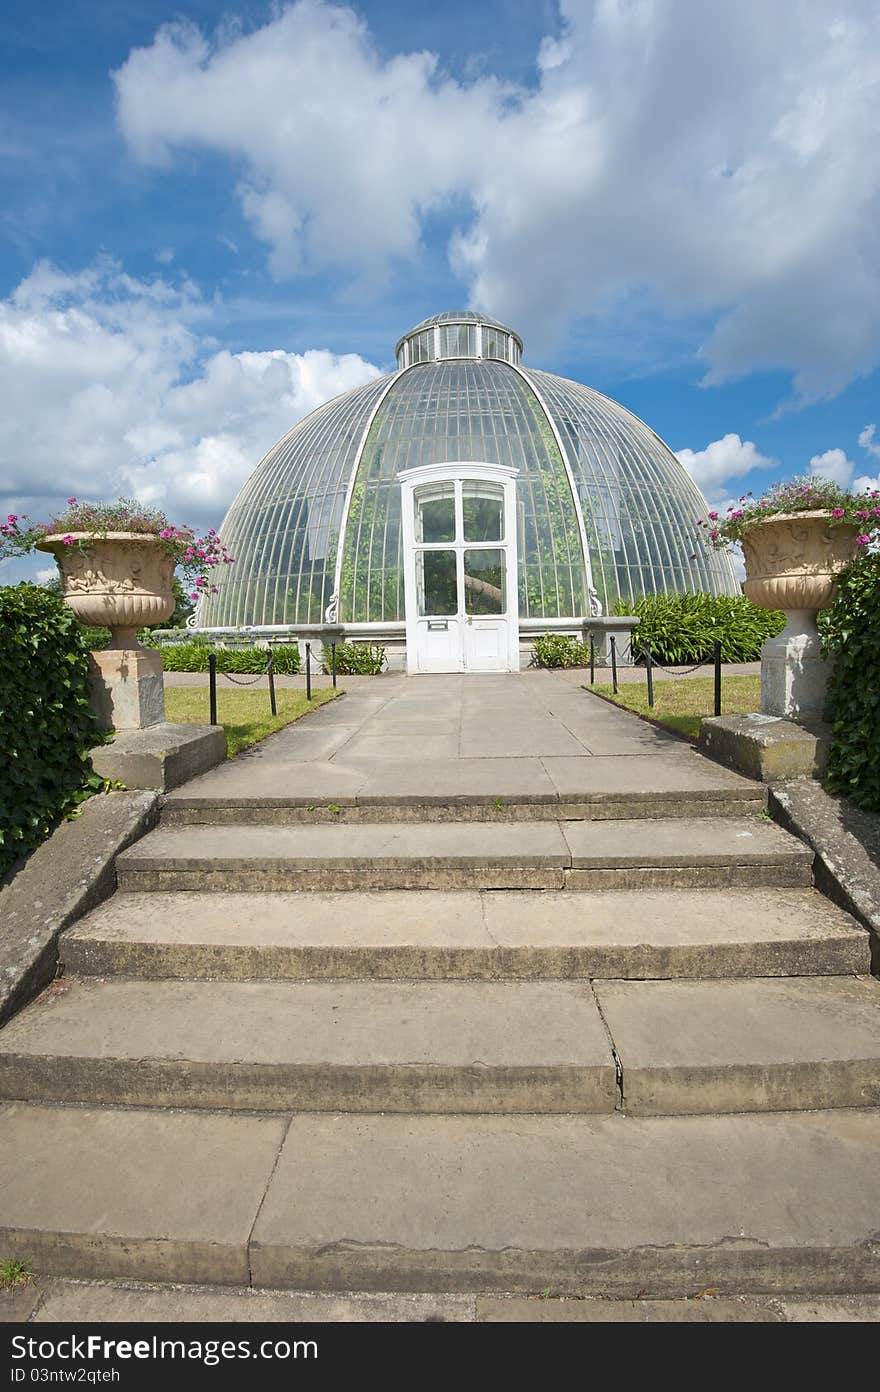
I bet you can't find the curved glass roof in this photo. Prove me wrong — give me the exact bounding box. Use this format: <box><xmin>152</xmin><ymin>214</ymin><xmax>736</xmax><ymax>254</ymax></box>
<box><xmin>200</xmin><ymin>316</ymin><xmax>737</xmax><ymax>627</ymax></box>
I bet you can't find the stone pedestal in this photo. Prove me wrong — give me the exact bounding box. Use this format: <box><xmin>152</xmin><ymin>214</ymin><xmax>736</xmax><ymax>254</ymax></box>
<box><xmin>582</xmin><ymin>616</ymin><xmax>639</xmax><ymax>666</ymax></box>
<box><xmin>760</xmin><ymin>609</ymin><xmax>829</xmax><ymax>721</ymax></box>
<box><xmin>700</xmin><ymin>713</ymin><xmax>830</xmax><ymax>783</ymax></box>
<box><xmin>89</xmin><ymin>648</ymin><xmax>165</xmax><ymax>731</ymax></box>
<box><xmin>89</xmin><ymin>723</ymin><xmax>226</xmax><ymax>792</ymax></box>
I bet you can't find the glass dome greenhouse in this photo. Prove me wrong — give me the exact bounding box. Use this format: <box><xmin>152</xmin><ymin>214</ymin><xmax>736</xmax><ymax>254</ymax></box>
<box><xmin>200</xmin><ymin>311</ymin><xmax>737</xmax><ymax>641</ymax></box>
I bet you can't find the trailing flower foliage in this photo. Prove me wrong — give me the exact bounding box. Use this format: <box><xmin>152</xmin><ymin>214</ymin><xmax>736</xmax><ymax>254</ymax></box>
<box><xmin>0</xmin><ymin>498</ymin><xmax>234</xmax><ymax>600</ymax></box>
<box><xmin>615</xmin><ymin>593</ymin><xmax>785</xmax><ymax>664</ymax></box>
<box><xmin>0</xmin><ymin>584</ymin><xmax>108</xmax><ymax>879</ymax></box>
<box><xmin>822</xmin><ymin>553</ymin><xmax>880</xmax><ymax>813</ymax></box>
<box><xmin>695</xmin><ymin>475</ymin><xmax>880</xmax><ymax>549</ymax></box>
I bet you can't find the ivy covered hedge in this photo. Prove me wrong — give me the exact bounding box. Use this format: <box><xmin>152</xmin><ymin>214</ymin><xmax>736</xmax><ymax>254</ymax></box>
<box><xmin>616</xmin><ymin>592</ymin><xmax>785</xmax><ymax>664</ymax></box>
<box><xmin>823</xmin><ymin>554</ymin><xmax>880</xmax><ymax>812</ymax></box>
<box><xmin>0</xmin><ymin>584</ymin><xmax>106</xmax><ymax>879</ymax></box>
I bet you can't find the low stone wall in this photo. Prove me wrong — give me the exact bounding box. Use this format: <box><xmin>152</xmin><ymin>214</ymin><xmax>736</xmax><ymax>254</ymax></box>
<box><xmin>0</xmin><ymin>790</ymin><xmax>159</xmax><ymax>1024</ymax></box>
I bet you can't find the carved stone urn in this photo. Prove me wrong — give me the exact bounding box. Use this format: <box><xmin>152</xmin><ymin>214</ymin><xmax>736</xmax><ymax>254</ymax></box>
<box><xmin>36</xmin><ymin>532</ymin><xmax>174</xmax><ymax>730</ymax></box>
<box><xmin>741</xmin><ymin>512</ymin><xmax>860</xmax><ymax>721</ymax></box>
<box><xmin>36</xmin><ymin>532</ymin><xmax>175</xmax><ymax>647</ymax></box>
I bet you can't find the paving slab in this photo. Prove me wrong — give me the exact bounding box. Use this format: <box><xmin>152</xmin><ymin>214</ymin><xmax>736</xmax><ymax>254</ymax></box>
<box><xmin>561</xmin><ymin>817</ymin><xmax>811</xmax><ymax>868</ymax></box>
<box><xmin>350</xmin><ymin>758</ymin><xmax>558</xmax><ymax>804</ymax></box>
<box><xmin>164</xmin><ymin>760</ymin><xmax>370</xmax><ymax>803</ymax></box>
<box><xmin>30</xmin><ymin>1280</ymin><xmax>474</xmax><ymax>1323</ymax></box>
<box><xmin>339</xmin><ymin>733</ymin><xmax>462</xmax><ymax>761</ymax></box>
<box><xmin>541</xmin><ymin>753</ymin><xmax>761</xmax><ymax>801</ymax></box>
<box><xmin>0</xmin><ymin>1103</ymin><xmax>287</xmax><ymax>1284</ymax></box>
<box><xmin>0</xmin><ymin>978</ymin><xmax>616</xmax><ymax>1113</ymax></box>
<box><xmin>62</xmin><ymin>888</ymin><xmax>870</xmax><ymax>981</ymax></box>
<box><xmin>459</xmin><ymin>718</ymin><xmax>588</xmax><ymax>758</ymax></box>
<box><xmin>249</xmin><ymin>1109</ymin><xmax>880</xmax><ymax>1295</ymax></box>
<box><xmin>595</xmin><ymin>976</ymin><xmax>880</xmax><ymax>1114</ymax></box>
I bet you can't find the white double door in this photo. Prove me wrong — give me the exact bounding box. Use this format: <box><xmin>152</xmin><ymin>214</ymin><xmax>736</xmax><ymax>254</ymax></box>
<box><xmin>398</xmin><ymin>463</ymin><xmax>520</xmax><ymax>674</ymax></box>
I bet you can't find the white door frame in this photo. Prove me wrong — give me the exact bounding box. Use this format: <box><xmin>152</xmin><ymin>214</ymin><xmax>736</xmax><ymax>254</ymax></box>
<box><xmin>398</xmin><ymin>462</ymin><xmax>520</xmax><ymax>675</ymax></box>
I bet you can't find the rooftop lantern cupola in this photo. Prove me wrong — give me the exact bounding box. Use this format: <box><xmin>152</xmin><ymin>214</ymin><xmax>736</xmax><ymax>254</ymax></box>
<box><xmin>395</xmin><ymin>311</ymin><xmax>523</xmax><ymax>369</ymax></box>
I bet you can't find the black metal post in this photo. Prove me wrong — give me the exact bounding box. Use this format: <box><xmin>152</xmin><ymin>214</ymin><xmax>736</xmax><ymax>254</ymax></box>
<box><xmin>610</xmin><ymin>635</ymin><xmax>618</xmax><ymax>695</ymax></box>
<box><xmin>330</xmin><ymin>642</ymin><xmax>337</xmax><ymax>689</ymax></box>
<box><xmin>714</xmin><ymin>639</ymin><xmax>722</xmax><ymax>717</ymax></box>
<box><xmin>305</xmin><ymin>642</ymin><xmax>312</xmax><ymax>701</ymax></box>
<box><xmin>645</xmin><ymin>641</ymin><xmax>654</xmax><ymax>709</ymax></box>
<box><xmin>208</xmin><ymin>652</ymin><xmax>217</xmax><ymax>726</ymax></box>
<box><xmin>589</xmin><ymin>635</ymin><xmax>595</xmax><ymax>686</ymax></box>
<box><xmin>267</xmin><ymin>649</ymin><xmax>277</xmax><ymax>716</ymax></box>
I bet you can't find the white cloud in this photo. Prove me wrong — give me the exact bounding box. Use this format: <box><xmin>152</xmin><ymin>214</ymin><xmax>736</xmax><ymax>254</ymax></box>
<box><xmin>113</xmin><ymin>0</ymin><xmax>880</xmax><ymax>400</ymax></box>
<box><xmin>854</xmin><ymin>473</ymin><xmax>880</xmax><ymax>494</ymax></box>
<box><xmin>808</xmin><ymin>447</ymin><xmax>854</xmax><ymax>487</ymax></box>
<box><xmin>675</xmin><ymin>434</ymin><xmax>772</xmax><ymax>496</ymax></box>
<box><xmin>0</xmin><ymin>259</ymin><xmax>381</xmax><ymax>548</ymax></box>
<box><xmin>859</xmin><ymin>423</ymin><xmax>880</xmax><ymax>458</ymax></box>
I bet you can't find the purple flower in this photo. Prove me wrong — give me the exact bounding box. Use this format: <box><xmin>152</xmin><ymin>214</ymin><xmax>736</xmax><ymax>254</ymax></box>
<box><xmin>61</xmin><ymin>535</ymin><xmax>75</xmax><ymax>545</ymax></box>
<box><xmin>856</xmin><ymin>535</ymin><xmax>871</xmax><ymax>546</ymax></box>
<box><xmin>831</xmin><ymin>508</ymin><xmax>845</xmax><ymax>519</ymax></box>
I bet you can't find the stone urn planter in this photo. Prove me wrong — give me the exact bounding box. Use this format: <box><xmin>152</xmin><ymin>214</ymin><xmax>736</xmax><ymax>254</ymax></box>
<box><xmin>36</xmin><ymin>532</ymin><xmax>175</xmax><ymax>730</ymax></box>
<box><xmin>36</xmin><ymin>532</ymin><xmax>175</xmax><ymax>648</ymax></box>
<box><xmin>741</xmin><ymin>512</ymin><xmax>860</xmax><ymax>721</ymax></box>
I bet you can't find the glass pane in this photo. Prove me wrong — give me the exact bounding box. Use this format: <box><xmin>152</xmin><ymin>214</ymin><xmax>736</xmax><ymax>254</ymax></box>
<box><xmin>418</xmin><ymin>550</ymin><xmax>458</xmax><ymax>615</ymax></box>
<box><xmin>464</xmin><ymin>548</ymin><xmax>505</xmax><ymax>615</ymax></box>
<box><xmin>463</xmin><ymin>483</ymin><xmax>503</xmax><ymax>542</ymax></box>
<box><xmin>416</xmin><ymin>489</ymin><xmax>455</xmax><ymax>543</ymax></box>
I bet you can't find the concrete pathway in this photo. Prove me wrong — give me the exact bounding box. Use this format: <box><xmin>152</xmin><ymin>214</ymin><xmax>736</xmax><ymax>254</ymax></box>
<box><xmin>166</xmin><ymin>669</ymin><xmax>758</xmax><ymax>805</ymax></box>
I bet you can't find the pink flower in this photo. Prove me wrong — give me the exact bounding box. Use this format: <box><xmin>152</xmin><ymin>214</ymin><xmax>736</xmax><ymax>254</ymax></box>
<box><xmin>710</xmin><ymin>529</ymin><xmax>720</xmax><ymax>540</ymax></box>
<box><xmin>856</xmin><ymin>535</ymin><xmax>871</xmax><ymax>546</ymax></box>
<box><xmin>708</xmin><ymin>510</ymin><xmax>718</xmax><ymax>520</ymax></box>
<box><xmin>689</xmin><ymin>553</ymin><xmax>697</xmax><ymax>560</ymax></box>
<box><xmin>831</xmin><ymin>508</ymin><xmax>845</xmax><ymax>519</ymax></box>
<box><xmin>61</xmin><ymin>535</ymin><xmax>75</xmax><ymax>545</ymax></box>
<box><xmin>67</xmin><ymin>497</ymin><xmax>77</xmax><ymax>505</ymax></box>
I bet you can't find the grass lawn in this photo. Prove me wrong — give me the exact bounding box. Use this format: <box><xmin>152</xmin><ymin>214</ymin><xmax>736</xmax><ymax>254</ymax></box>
<box><xmin>591</xmin><ymin>674</ymin><xmax>761</xmax><ymax>741</ymax></box>
<box><xmin>165</xmin><ymin>685</ymin><xmax>341</xmax><ymax>757</ymax></box>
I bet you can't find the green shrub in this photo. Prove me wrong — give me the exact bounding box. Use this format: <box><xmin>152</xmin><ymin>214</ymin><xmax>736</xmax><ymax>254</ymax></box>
<box><xmin>0</xmin><ymin>584</ymin><xmax>106</xmax><ymax>879</ymax></box>
<box><xmin>324</xmin><ymin>642</ymin><xmax>386</xmax><ymax>675</ymax></box>
<box><xmin>614</xmin><ymin>593</ymin><xmax>784</xmax><ymax>664</ymax></box>
<box><xmin>823</xmin><ymin>554</ymin><xmax>880</xmax><ymax>812</ymax></box>
<box><xmin>157</xmin><ymin>642</ymin><xmax>300</xmax><ymax>674</ymax></box>
<box><xmin>530</xmin><ymin>633</ymin><xmax>588</xmax><ymax>668</ymax></box>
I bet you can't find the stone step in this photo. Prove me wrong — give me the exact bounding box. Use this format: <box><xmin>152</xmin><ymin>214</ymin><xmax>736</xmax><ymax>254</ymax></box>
<box><xmin>594</xmin><ymin>976</ymin><xmax>880</xmax><ymax>1115</ymax></box>
<box><xmin>161</xmin><ymin>780</ymin><xmax>764</xmax><ymax>827</ymax></box>
<box><xmin>3</xmin><ymin>975</ymin><xmax>876</xmax><ymax>1117</ymax></box>
<box><xmin>2</xmin><ymin>1103</ymin><xmax>878</xmax><ymax>1294</ymax></box>
<box><xmin>0</xmin><ymin>978</ymin><xmax>617</xmax><ymax>1114</ymax></box>
<box><xmin>18</xmin><ymin>1277</ymin><xmax>880</xmax><ymax>1323</ymax></box>
<box><xmin>63</xmin><ymin>888</ymin><xmax>869</xmax><ymax>981</ymax></box>
<box><xmin>115</xmin><ymin>817</ymin><xmax>813</xmax><ymax>893</ymax></box>
<box><xmin>162</xmin><ymin>750</ymin><xmax>765</xmax><ymax>824</ymax></box>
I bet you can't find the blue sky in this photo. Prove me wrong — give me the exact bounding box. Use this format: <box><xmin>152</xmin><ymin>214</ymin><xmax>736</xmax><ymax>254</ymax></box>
<box><xmin>2</xmin><ymin>0</ymin><xmax>880</xmax><ymax>582</ymax></box>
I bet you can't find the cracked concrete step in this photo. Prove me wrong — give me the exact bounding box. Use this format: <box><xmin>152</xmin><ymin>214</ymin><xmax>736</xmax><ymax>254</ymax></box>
<box><xmin>63</xmin><ymin>888</ymin><xmax>870</xmax><ymax>981</ymax></box>
<box><xmin>4</xmin><ymin>1104</ymin><xmax>877</xmax><ymax>1293</ymax></box>
<box><xmin>594</xmin><ymin>976</ymin><xmax>880</xmax><ymax>1115</ymax></box>
<box><xmin>16</xmin><ymin>1277</ymin><xmax>880</xmax><ymax>1322</ymax></box>
<box><xmin>115</xmin><ymin>817</ymin><xmax>813</xmax><ymax>892</ymax></box>
<box><xmin>0</xmin><ymin>978</ymin><xmax>617</xmax><ymax>1114</ymax></box>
